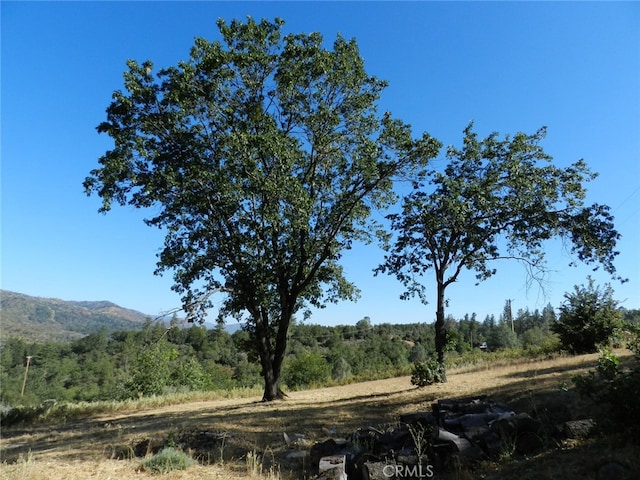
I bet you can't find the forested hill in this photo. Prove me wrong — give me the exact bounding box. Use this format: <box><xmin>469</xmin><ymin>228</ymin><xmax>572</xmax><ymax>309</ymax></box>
<box><xmin>0</xmin><ymin>290</ymin><xmax>151</xmax><ymax>343</ymax></box>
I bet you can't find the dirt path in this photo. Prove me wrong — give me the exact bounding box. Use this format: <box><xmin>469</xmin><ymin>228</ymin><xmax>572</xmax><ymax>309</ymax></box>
<box><xmin>0</xmin><ymin>352</ymin><xmax>611</xmax><ymax>480</ymax></box>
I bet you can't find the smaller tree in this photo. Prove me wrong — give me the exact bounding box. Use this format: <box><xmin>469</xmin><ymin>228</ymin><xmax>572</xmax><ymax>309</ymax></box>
<box><xmin>377</xmin><ymin>122</ymin><xmax>623</xmax><ymax>377</ymax></box>
<box><xmin>552</xmin><ymin>277</ymin><xmax>622</xmax><ymax>354</ymax></box>
<box><xmin>127</xmin><ymin>341</ymin><xmax>178</xmax><ymax>397</ymax></box>
<box><xmin>488</xmin><ymin>323</ymin><xmax>520</xmax><ymax>350</ymax></box>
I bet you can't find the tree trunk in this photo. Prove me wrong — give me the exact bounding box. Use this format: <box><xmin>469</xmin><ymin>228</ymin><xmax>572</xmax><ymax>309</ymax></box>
<box><xmin>261</xmin><ymin>363</ymin><xmax>285</xmax><ymax>402</ymax></box>
<box><xmin>254</xmin><ymin>306</ymin><xmax>290</xmax><ymax>402</ymax></box>
<box><xmin>435</xmin><ymin>278</ymin><xmax>448</xmax><ymax>382</ymax></box>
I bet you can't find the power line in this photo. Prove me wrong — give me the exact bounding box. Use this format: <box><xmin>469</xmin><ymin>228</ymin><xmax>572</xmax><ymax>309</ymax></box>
<box><xmin>612</xmin><ymin>185</ymin><xmax>640</xmax><ymax>213</ymax></box>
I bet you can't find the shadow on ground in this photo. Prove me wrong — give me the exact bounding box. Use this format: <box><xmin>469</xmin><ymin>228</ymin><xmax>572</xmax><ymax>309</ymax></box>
<box><xmin>2</xmin><ymin>352</ymin><xmax>634</xmax><ymax>480</ymax></box>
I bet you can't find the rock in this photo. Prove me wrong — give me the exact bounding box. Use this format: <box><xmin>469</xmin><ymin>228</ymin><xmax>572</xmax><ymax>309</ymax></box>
<box><xmin>512</xmin><ymin>412</ymin><xmax>542</xmax><ymax>433</ymax></box>
<box><xmin>400</xmin><ymin>412</ymin><xmax>436</xmax><ymax>425</ymax></box>
<box><xmin>434</xmin><ymin>427</ymin><xmax>485</xmax><ymax>459</ymax></box>
<box><xmin>311</xmin><ymin>395</ymin><xmax>557</xmax><ymax>477</ymax></box>
<box><xmin>435</xmin><ymin>396</ymin><xmax>489</xmax><ymax>414</ymax></box>
<box><xmin>317</xmin><ymin>468</ymin><xmax>348</xmax><ymax>480</ymax></box>
<box><xmin>447</xmin><ymin>412</ymin><xmax>502</xmax><ymax>437</ymax></box>
<box><xmin>491</xmin><ymin>412</ymin><xmax>541</xmax><ymax>439</ymax></box>
<box><xmin>318</xmin><ymin>455</ymin><xmax>347</xmax><ymax>480</ymax></box>
<box><xmin>563</xmin><ymin>419</ymin><xmax>595</xmax><ymax>439</ymax></box>
<box><xmin>311</xmin><ymin>439</ymin><xmax>342</xmax><ymax>471</ymax></box>
<box><xmin>362</xmin><ymin>460</ymin><xmax>393</xmax><ymax>480</ymax></box>
<box><xmin>491</xmin><ymin>416</ymin><xmax>518</xmax><ymax>438</ymax></box>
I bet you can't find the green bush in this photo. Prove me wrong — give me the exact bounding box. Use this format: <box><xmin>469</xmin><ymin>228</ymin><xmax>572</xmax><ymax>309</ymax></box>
<box><xmin>411</xmin><ymin>358</ymin><xmax>446</xmax><ymax>387</ymax></box>
<box><xmin>552</xmin><ymin>278</ymin><xmax>622</xmax><ymax>354</ymax></box>
<box><xmin>127</xmin><ymin>342</ymin><xmax>179</xmax><ymax>397</ymax></box>
<box><xmin>283</xmin><ymin>352</ymin><xmax>330</xmax><ymax>390</ymax></box>
<box><xmin>232</xmin><ymin>358</ymin><xmax>262</xmax><ymax>388</ymax></box>
<box><xmin>171</xmin><ymin>357</ymin><xmax>208</xmax><ymax>391</ymax></box>
<box><xmin>574</xmin><ymin>324</ymin><xmax>640</xmax><ymax>442</ymax></box>
<box><xmin>203</xmin><ymin>362</ymin><xmax>235</xmax><ymax>390</ymax></box>
<box><xmin>522</xmin><ymin>328</ymin><xmax>561</xmax><ymax>355</ymax></box>
<box><xmin>139</xmin><ymin>447</ymin><xmax>194</xmax><ymax>473</ymax></box>
<box><xmin>331</xmin><ymin>357</ymin><xmax>352</xmax><ymax>382</ymax></box>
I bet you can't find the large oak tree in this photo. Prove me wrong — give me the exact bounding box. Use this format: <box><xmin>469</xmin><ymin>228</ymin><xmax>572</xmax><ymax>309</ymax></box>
<box><xmin>84</xmin><ymin>18</ymin><xmax>439</xmax><ymax>400</ymax></box>
<box><xmin>376</xmin><ymin>123</ymin><xmax>622</xmax><ymax>377</ymax></box>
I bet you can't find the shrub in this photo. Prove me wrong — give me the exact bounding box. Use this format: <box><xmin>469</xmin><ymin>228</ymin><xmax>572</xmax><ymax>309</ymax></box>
<box><xmin>282</xmin><ymin>352</ymin><xmax>330</xmax><ymax>390</ymax></box>
<box><xmin>521</xmin><ymin>328</ymin><xmax>561</xmax><ymax>354</ymax></box>
<box><xmin>127</xmin><ymin>342</ymin><xmax>178</xmax><ymax>397</ymax></box>
<box><xmin>574</xmin><ymin>323</ymin><xmax>640</xmax><ymax>442</ymax></box>
<box><xmin>170</xmin><ymin>357</ymin><xmax>208</xmax><ymax>391</ymax></box>
<box><xmin>331</xmin><ymin>356</ymin><xmax>352</xmax><ymax>382</ymax></box>
<box><xmin>552</xmin><ymin>278</ymin><xmax>622</xmax><ymax>354</ymax></box>
<box><xmin>139</xmin><ymin>447</ymin><xmax>194</xmax><ymax>473</ymax></box>
<box><xmin>203</xmin><ymin>362</ymin><xmax>235</xmax><ymax>390</ymax></box>
<box><xmin>411</xmin><ymin>358</ymin><xmax>446</xmax><ymax>387</ymax></box>
<box><xmin>232</xmin><ymin>358</ymin><xmax>262</xmax><ymax>388</ymax></box>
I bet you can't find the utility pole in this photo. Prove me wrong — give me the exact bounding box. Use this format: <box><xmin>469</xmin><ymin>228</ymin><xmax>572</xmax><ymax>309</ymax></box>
<box><xmin>21</xmin><ymin>355</ymin><xmax>32</xmax><ymax>397</ymax></box>
<box><xmin>507</xmin><ymin>299</ymin><xmax>514</xmax><ymax>333</ymax></box>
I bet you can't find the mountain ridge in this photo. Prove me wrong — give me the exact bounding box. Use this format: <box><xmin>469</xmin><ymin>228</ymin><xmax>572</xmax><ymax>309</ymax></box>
<box><xmin>0</xmin><ymin>290</ymin><xmax>152</xmax><ymax>343</ymax></box>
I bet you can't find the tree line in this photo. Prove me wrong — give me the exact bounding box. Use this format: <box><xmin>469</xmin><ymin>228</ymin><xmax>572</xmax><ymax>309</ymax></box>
<box><xmin>3</xmin><ymin>297</ymin><xmax>637</xmax><ymax>406</ymax></box>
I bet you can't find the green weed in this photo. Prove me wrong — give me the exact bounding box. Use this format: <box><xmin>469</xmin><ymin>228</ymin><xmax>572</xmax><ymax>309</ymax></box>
<box><xmin>138</xmin><ymin>447</ymin><xmax>194</xmax><ymax>474</ymax></box>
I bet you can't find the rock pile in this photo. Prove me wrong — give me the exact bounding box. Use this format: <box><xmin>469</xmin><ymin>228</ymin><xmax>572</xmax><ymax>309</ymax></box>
<box><xmin>308</xmin><ymin>396</ymin><xmax>546</xmax><ymax>479</ymax></box>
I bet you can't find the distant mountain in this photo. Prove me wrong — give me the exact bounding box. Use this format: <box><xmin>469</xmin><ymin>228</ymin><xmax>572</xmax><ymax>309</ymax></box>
<box><xmin>0</xmin><ymin>291</ymin><xmax>152</xmax><ymax>344</ymax></box>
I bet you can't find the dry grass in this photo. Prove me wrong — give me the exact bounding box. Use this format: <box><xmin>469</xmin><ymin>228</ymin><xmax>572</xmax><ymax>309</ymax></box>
<box><xmin>1</xmin><ymin>350</ymin><xmax>636</xmax><ymax>480</ymax></box>
<box><xmin>44</xmin><ymin>385</ymin><xmax>267</xmax><ymax>418</ymax></box>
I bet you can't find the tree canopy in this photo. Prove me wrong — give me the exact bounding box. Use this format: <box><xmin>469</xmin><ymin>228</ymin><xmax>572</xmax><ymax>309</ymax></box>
<box><xmin>84</xmin><ymin>17</ymin><xmax>439</xmax><ymax>400</ymax></box>
<box><xmin>377</xmin><ymin>122</ymin><xmax>622</xmax><ymax>373</ymax></box>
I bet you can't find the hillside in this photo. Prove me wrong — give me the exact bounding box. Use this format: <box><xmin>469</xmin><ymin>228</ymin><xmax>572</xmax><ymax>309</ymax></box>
<box><xmin>0</xmin><ymin>290</ymin><xmax>151</xmax><ymax>343</ymax></box>
<box><xmin>1</xmin><ymin>352</ymin><xmax>637</xmax><ymax>480</ymax></box>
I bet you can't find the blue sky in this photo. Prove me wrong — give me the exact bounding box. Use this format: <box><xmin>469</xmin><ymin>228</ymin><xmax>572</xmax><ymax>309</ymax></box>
<box><xmin>2</xmin><ymin>2</ymin><xmax>639</xmax><ymax>326</ymax></box>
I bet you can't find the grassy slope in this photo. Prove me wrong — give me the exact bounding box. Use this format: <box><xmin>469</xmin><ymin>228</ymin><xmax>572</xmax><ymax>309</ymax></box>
<box><xmin>1</xmin><ymin>351</ymin><xmax>637</xmax><ymax>480</ymax></box>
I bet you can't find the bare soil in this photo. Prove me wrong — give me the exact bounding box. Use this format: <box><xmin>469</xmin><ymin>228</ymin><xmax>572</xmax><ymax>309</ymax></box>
<box><xmin>1</xmin><ymin>351</ymin><xmax>638</xmax><ymax>480</ymax></box>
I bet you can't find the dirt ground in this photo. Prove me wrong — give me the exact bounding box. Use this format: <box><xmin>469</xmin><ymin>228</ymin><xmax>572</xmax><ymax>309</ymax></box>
<box><xmin>1</xmin><ymin>352</ymin><xmax>636</xmax><ymax>479</ymax></box>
